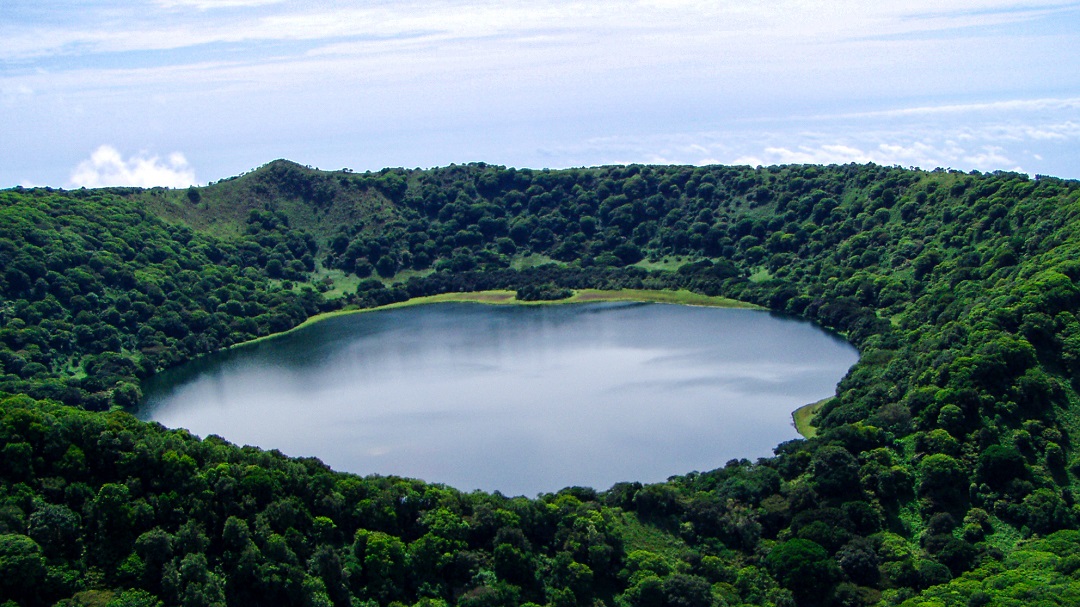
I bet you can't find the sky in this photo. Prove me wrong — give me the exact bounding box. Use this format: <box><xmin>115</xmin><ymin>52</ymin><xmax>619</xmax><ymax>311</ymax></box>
<box><xmin>2</xmin><ymin>0</ymin><xmax>1079</xmax><ymax>188</ymax></box>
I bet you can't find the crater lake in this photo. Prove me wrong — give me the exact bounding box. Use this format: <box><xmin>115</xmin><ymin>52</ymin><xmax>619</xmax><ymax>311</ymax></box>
<box><xmin>140</xmin><ymin>301</ymin><xmax>858</xmax><ymax>496</ymax></box>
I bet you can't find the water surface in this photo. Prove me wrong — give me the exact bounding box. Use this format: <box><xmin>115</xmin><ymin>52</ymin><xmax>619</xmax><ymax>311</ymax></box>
<box><xmin>141</xmin><ymin>302</ymin><xmax>858</xmax><ymax>495</ymax></box>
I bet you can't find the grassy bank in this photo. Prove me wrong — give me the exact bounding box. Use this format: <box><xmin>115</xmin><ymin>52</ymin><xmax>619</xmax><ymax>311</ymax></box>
<box><xmin>792</xmin><ymin>397</ymin><xmax>833</xmax><ymax>438</ymax></box>
<box><xmin>233</xmin><ymin>289</ymin><xmax>762</xmax><ymax>348</ymax></box>
<box><xmin>351</xmin><ymin>288</ymin><xmax>762</xmax><ymax>312</ymax></box>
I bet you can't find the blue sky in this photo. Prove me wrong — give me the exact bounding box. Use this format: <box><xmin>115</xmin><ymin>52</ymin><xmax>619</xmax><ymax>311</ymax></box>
<box><xmin>2</xmin><ymin>0</ymin><xmax>1078</xmax><ymax>188</ymax></box>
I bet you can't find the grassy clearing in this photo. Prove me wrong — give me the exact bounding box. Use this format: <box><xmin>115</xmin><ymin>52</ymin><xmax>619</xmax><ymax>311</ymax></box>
<box><xmin>984</xmin><ymin>515</ymin><xmax>1024</xmax><ymax>555</ymax></box>
<box><xmin>897</xmin><ymin>501</ymin><xmax>923</xmax><ymax>538</ymax></box>
<box><xmin>614</xmin><ymin>511</ymin><xmax>689</xmax><ymax>560</ymax></box>
<box><xmin>305</xmin><ymin>266</ymin><xmax>434</xmax><ymax>300</ymax></box>
<box><xmin>380</xmin><ymin>291</ymin><xmax>521</xmax><ymax>306</ymax></box>
<box><xmin>793</xmin><ymin>397</ymin><xmax>832</xmax><ymax>438</ymax></box>
<box><xmin>309</xmin><ymin>267</ymin><xmax>363</xmax><ymax>299</ymax></box>
<box><xmin>385</xmin><ymin>267</ymin><xmax>435</xmax><ymax>285</ymax></box>
<box><xmin>749</xmin><ymin>267</ymin><xmax>772</xmax><ymax>282</ymax></box>
<box><xmin>633</xmin><ymin>256</ymin><xmax>691</xmax><ymax>272</ymax></box>
<box><xmin>510</xmin><ymin>253</ymin><xmax>564</xmax><ymax>269</ymax></box>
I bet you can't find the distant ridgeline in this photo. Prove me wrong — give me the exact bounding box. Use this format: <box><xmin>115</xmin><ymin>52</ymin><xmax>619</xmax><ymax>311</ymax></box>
<box><xmin>2</xmin><ymin>162</ymin><xmax>1080</xmax><ymax>607</ymax></box>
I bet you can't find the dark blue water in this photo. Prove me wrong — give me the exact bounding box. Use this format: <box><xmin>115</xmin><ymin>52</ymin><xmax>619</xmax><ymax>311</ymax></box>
<box><xmin>140</xmin><ymin>302</ymin><xmax>858</xmax><ymax>496</ymax></box>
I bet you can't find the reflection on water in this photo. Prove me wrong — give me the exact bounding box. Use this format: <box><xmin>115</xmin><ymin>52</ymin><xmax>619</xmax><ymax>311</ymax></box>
<box><xmin>140</xmin><ymin>302</ymin><xmax>858</xmax><ymax>496</ymax></box>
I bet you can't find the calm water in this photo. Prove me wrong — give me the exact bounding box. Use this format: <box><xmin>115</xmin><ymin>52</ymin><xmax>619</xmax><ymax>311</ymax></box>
<box><xmin>140</xmin><ymin>302</ymin><xmax>858</xmax><ymax>496</ymax></box>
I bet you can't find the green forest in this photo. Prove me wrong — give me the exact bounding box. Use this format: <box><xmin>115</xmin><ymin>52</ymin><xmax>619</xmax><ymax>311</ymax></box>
<box><xmin>3</xmin><ymin>160</ymin><xmax>1080</xmax><ymax>607</ymax></box>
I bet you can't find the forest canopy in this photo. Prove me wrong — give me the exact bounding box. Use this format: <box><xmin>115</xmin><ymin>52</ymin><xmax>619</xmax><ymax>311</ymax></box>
<box><xmin>2</xmin><ymin>161</ymin><xmax>1080</xmax><ymax>607</ymax></box>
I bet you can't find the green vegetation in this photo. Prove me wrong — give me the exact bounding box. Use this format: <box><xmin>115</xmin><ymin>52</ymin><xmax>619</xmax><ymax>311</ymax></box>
<box><xmin>3</xmin><ymin>161</ymin><xmax>1080</xmax><ymax>606</ymax></box>
<box><xmin>0</xmin><ymin>185</ymin><xmax>334</xmax><ymax>410</ymax></box>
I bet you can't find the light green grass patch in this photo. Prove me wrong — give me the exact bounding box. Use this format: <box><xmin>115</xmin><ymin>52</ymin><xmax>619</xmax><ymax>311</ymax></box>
<box><xmin>231</xmin><ymin>288</ymin><xmax>761</xmax><ymax>349</ymax></box>
<box><xmin>306</xmin><ymin>266</ymin><xmax>434</xmax><ymax>300</ymax></box>
<box><xmin>309</xmin><ymin>267</ymin><xmax>363</xmax><ymax>299</ymax></box>
<box><xmin>569</xmin><ymin>289</ymin><xmax>760</xmax><ymax>308</ymax></box>
<box><xmin>614</xmin><ymin>511</ymin><xmax>689</xmax><ymax>559</ymax></box>
<box><xmin>749</xmin><ymin>268</ymin><xmax>772</xmax><ymax>282</ymax></box>
<box><xmin>633</xmin><ymin>256</ymin><xmax>690</xmax><ymax>272</ymax></box>
<box><xmin>384</xmin><ymin>267</ymin><xmax>435</xmax><ymax>286</ymax></box>
<box><xmin>510</xmin><ymin>253</ymin><xmax>563</xmax><ymax>269</ymax></box>
<box><xmin>984</xmin><ymin>515</ymin><xmax>1024</xmax><ymax>555</ymax></box>
<box><xmin>793</xmin><ymin>397</ymin><xmax>832</xmax><ymax>438</ymax></box>
<box><xmin>897</xmin><ymin>501</ymin><xmax>923</xmax><ymax>538</ymax></box>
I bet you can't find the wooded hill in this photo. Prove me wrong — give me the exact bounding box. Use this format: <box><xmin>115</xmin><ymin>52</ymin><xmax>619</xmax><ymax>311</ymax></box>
<box><xmin>2</xmin><ymin>161</ymin><xmax>1080</xmax><ymax>607</ymax></box>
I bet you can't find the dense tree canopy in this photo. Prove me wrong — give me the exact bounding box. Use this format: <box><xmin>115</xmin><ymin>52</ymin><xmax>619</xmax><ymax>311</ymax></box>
<box><xmin>3</xmin><ymin>161</ymin><xmax>1080</xmax><ymax>606</ymax></box>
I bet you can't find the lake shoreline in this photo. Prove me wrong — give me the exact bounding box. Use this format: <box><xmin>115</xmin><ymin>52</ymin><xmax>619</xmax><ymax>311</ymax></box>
<box><xmin>232</xmin><ymin>288</ymin><xmax>763</xmax><ymax>349</ymax></box>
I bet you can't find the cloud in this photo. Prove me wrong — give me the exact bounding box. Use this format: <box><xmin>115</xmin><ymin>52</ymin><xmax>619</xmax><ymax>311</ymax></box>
<box><xmin>726</xmin><ymin>99</ymin><xmax>1080</xmax><ymax>173</ymax></box>
<box><xmin>3</xmin><ymin>1</ymin><xmax>1071</xmax><ymax>62</ymax></box>
<box><xmin>69</xmin><ymin>145</ymin><xmax>196</xmax><ymax>188</ymax></box>
<box><xmin>559</xmin><ymin>107</ymin><xmax>1076</xmax><ymax>174</ymax></box>
<box><xmin>156</xmin><ymin>0</ymin><xmax>284</xmax><ymax>9</ymax></box>
<box><xmin>729</xmin><ymin>139</ymin><xmax>1030</xmax><ymax>173</ymax></box>
<box><xmin>732</xmin><ymin>144</ymin><xmax>876</xmax><ymax>166</ymax></box>
<box><xmin>822</xmin><ymin>96</ymin><xmax>1080</xmax><ymax>120</ymax></box>
<box><xmin>553</xmin><ymin>91</ymin><xmax>1080</xmax><ymax>175</ymax></box>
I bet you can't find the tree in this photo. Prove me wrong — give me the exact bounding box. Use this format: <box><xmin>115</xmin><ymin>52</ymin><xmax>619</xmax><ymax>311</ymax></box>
<box><xmin>113</xmin><ymin>381</ymin><xmax>143</xmax><ymax>410</ymax></box>
<box><xmin>809</xmin><ymin>446</ymin><xmax>861</xmax><ymax>499</ymax></box>
<box><xmin>765</xmin><ymin>539</ymin><xmax>838</xmax><ymax>606</ymax></box>
<box><xmin>836</xmin><ymin>537</ymin><xmax>879</xmax><ymax>586</ymax></box>
<box><xmin>352</xmin><ymin>530</ymin><xmax>406</xmax><ymax>601</ymax></box>
<box><xmin>0</xmin><ymin>534</ymin><xmax>46</xmax><ymax>604</ymax></box>
<box><xmin>660</xmin><ymin>574</ymin><xmax>713</xmax><ymax>607</ymax></box>
<box><xmin>977</xmin><ymin>445</ymin><xmax>1027</xmax><ymax>492</ymax></box>
<box><xmin>27</xmin><ymin>502</ymin><xmax>82</xmax><ymax>559</ymax></box>
<box><xmin>107</xmin><ymin>590</ymin><xmax>164</xmax><ymax>607</ymax></box>
<box><xmin>918</xmin><ymin>454</ymin><xmax>967</xmax><ymax>507</ymax></box>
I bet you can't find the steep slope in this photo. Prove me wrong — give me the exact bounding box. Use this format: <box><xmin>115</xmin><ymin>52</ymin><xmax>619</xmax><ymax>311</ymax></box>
<box><xmin>133</xmin><ymin>160</ymin><xmax>399</xmax><ymax>240</ymax></box>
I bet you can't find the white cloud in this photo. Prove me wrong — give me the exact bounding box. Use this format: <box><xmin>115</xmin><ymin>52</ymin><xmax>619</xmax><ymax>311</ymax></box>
<box><xmin>727</xmin><ymin>137</ymin><xmax>1032</xmax><ymax>173</ymax></box>
<box><xmin>559</xmin><ymin>92</ymin><xmax>1080</xmax><ymax>175</ymax></box>
<box><xmin>562</xmin><ymin>110</ymin><xmax>1075</xmax><ymax>173</ymax></box>
<box><xmin>3</xmin><ymin>0</ymin><xmax>1072</xmax><ymax>61</ymax></box>
<box><xmin>735</xmin><ymin>144</ymin><xmax>876</xmax><ymax>166</ymax></box>
<box><xmin>4</xmin><ymin>2</ymin><xmax>1075</xmax><ymax>123</ymax></box>
<box><xmin>729</xmin><ymin>140</ymin><xmax>1011</xmax><ymax>172</ymax></box>
<box><xmin>69</xmin><ymin>145</ymin><xmax>196</xmax><ymax>188</ymax></box>
<box><xmin>824</xmin><ymin>96</ymin><xmax>1080</xmax><ymax>120</ymax></box>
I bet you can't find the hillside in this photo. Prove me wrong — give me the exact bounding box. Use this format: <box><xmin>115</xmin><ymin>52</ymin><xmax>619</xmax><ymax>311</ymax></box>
<box><xmin>134</xmin><ymin>161</ymin><xmax>399</xmax><ymax>241</ymax></box>
<box><xmin>2</xmin><ymin>162</ymin><xmax>1080</xmax><ymax>607</ymax></box>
